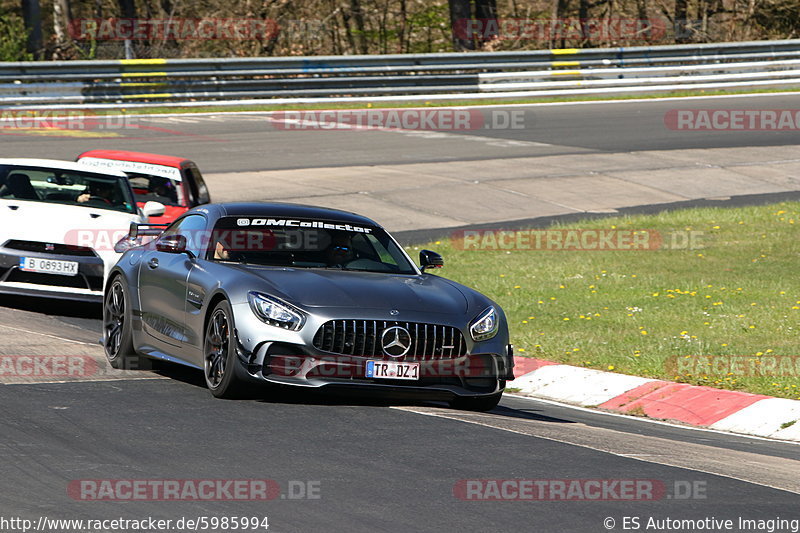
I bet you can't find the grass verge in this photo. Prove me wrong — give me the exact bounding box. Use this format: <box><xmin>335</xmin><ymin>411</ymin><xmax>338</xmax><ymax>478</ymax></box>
<box><xmin>407</xmin><ymin>201</ymin><xmax>800</xmax><ymax>399</ymax></box>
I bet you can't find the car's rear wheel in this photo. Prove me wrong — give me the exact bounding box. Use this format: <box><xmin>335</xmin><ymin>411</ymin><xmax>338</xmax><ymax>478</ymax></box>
<box><xmin>204</xmin><ymin>300</ymin><xmax>242</xmax><ymax>398</ymax></box>
<box><xmin>104</xmin><ymin>277</ymin><xmax>149</xmax><ymax>370</ymax></box>
<box><xmin>449</xmin><ymin>391</ymin><xmax>503</xmax><ymax>412</ymax></box>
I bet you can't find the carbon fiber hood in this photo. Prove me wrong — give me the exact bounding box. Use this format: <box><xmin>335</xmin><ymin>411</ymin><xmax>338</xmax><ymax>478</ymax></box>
<box><xmin>235</xmin><ymin>266</ymin><xmax>471</xmax><ymax>314</ymax></box>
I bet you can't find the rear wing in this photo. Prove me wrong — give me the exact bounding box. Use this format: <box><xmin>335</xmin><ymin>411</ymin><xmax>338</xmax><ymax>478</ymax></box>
<box><xmin>114</xmin><ymin>222</ymin><xmax>170</xmax><ymax>253</ymax></box>
<box><xmin>128</xmin><ymin>222</ymin><xmax>170</xmax><ymax>239</ymax></box>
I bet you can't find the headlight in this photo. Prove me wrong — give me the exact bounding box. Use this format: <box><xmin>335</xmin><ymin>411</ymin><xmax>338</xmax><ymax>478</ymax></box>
<box><xmin>248</xmin><ymin>292</ymin><xmax>306</xmax><ymax>331</ymax></box>
<box><xmin>470</xmin><ymin>307</ymin><xmax>499</xmax><ymax>342</ymax></box>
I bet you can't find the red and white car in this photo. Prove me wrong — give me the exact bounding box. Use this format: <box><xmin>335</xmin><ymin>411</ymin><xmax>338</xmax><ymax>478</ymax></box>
<box><xmin>76</xmin><ymin>150</ymin><xmax>211</xmax><ymax>224</ymax></box>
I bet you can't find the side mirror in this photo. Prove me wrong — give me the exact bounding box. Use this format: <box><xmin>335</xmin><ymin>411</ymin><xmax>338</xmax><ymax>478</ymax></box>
<box><xmin>156</xmin><ymin>234</ymin><xmax>190</xmax><ymax>256</ymax></box>
<box><xmin>143</xmin><ymin>201</ymin><xmax>165</xmax><ymax>218</ymax></box>
<box><xmin>419</xmin><ymin>250</ymin><xmax>444</xmax><ymax>272</ymax></box>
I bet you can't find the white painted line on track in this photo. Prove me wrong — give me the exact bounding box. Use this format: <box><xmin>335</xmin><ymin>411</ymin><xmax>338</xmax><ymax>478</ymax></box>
<box><xmin>21</xmin><ymin>90</ymin><xmax>800</xmax><ymax>121</ymax></box>
<box><xmin>0</xmin><ymin>323</ymin><xmax>98</xmax><ymax>347</ymax></box>
<box><xmin>3</xmin><ymin>375</ymin><xmax>166</xmax><ymax>385</ymax></box>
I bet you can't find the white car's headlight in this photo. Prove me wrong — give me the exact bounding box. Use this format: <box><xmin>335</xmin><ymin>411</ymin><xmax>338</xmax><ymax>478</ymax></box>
<box><xmin>470</xmin><ymin>307</ymin><xmax>499</xmax><ymax>342</ymax></box>
<box><xmin>248</xmin><ymin>292</ymin><xmax>306</xmax><ymax>331</ymax></box>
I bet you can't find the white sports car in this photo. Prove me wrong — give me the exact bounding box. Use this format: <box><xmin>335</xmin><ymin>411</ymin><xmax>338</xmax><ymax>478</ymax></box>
<box><xmin>0</xmin><ymin>159</ymin><xmax>165</xmax><ymax>302</ymax></box>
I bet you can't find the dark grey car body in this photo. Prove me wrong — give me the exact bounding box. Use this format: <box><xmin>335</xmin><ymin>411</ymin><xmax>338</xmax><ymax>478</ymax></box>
<box><xmin>105</xmin><ymin>202</ymin><xmax>513</xmax><ymax>405</ymax></box>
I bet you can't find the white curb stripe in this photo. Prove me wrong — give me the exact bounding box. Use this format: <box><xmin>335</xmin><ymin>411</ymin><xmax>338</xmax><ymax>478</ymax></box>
<box><xmin>513</xmin><ymin>364</ymin><xmax>656</xmax><ymax>407</ymax></box>
<box><xmin>710</xmin><ymin>398</ymin><xmax>800</xmax><ymax>439</ymax></box>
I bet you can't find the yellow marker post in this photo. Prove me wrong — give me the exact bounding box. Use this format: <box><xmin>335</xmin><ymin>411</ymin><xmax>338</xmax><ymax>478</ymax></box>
<box><xmin>119</xmin><ymin>58</ymin><xmax>168</xmax><ymax>65</ymax></box>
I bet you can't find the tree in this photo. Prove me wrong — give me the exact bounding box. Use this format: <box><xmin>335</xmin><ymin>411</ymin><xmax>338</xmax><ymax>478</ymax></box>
<box><xmin>674</xmin><ymin>0</ymin><xmax>691</xmax><ymax>42</ymax></box>
<box><xmin>0</xmin><ymin>10</ymin><xmax>33</xmax><ymax>61</ymax></box>
<box><xmin>448</xmin><ymin>0</ymin><xmax>473</xmax><ymax>50</ymax></box>
<box><xmin>117</xmin><ymin>0</ymin><xmax>137</xmax><ymax>58</ymax></box>
<box><xmin>349</xmin><ymin>0</ymin><xmax>368</xmax><ymax>54</ymax></box>
<box><xmin>449</xmin><ymin>0</ymin><xmax>498</xmax><ymax>51</ymax></box>
<box><xmin>52</xmin><ymin>0</ymin><xmax>72</xmax><ymax>58</ymax></box>
<box><xmin>20</xmin><ymin>0</ymin><xmax>43</xmax><ymax>59</ymax></box>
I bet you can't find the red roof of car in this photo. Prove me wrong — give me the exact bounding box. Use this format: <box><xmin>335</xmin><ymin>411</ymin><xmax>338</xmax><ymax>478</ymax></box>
<box><xmin>77</xmin><ymin>150</ymin><xmax>192</xmax><ymax>169</ymax></box>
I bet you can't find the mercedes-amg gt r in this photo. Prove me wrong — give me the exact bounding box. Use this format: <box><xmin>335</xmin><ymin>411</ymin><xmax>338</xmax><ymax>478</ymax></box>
<box><xmin>103</xmin><ymin>202</ymin><xmax>513</xmax><ymax>410</ymax></box>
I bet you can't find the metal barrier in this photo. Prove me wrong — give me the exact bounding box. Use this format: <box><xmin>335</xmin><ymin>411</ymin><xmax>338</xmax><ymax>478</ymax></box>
<box><xmin>1</xmin><ymin>39</ymin><xmax>799</xmax><ymax>108</ymax></box>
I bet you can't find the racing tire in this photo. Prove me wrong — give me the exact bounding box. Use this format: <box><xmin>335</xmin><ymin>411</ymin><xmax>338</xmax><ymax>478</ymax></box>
<box><xmin>449</xmin><ymin>391</ymin><xmax>503</xmax><ymax>412</ymax></box>
<box><xmin>104</xmin><ymin>276</ymin><xmax>150</xmax><ymax>370</ymax></box>
<box><xmin>203</xmin><ymin>300</ymin><xmax>243</xmax><ymax>399</ymax></box>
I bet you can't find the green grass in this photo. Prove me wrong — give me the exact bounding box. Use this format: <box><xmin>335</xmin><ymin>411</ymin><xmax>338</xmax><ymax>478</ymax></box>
<box><xmin>407</xmin><ymin>202</ymin><xmax>800</xmax><ymax>399</ymax></box>
<box><xmin>83</xmin><ymin>86</ymin><xmax>800</xmax><ymax>116</ymax></box>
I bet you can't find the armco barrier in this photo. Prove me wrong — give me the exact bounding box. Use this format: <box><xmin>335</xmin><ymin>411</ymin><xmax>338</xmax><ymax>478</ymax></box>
<box><xmin>1</xmin><ymin>39</ymin><xmax>799</xmax><ymax>108</ymax></box>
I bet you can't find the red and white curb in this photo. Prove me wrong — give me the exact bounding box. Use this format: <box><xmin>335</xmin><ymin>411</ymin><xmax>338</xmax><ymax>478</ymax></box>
<box><xmin>511</xmin><ymin>357</ymin><xmax>800</xmax><ymax>442</ymax></box>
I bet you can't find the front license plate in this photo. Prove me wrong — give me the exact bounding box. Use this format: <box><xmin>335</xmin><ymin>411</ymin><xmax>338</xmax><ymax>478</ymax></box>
<box><xmin>366</xmin><ymin>360</ymin><xmax>419</xmax><ymax>380</ymax></box>
<box><xmin>19</xmin><ymin>257</ymin><xmax>79</xmax><ymax>276</ymax></box>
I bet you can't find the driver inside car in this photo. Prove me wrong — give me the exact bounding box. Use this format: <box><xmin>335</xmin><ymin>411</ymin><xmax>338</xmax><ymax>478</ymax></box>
<box><xmin>325</xmin><ymin>233</ymin><xmax>356</xmax><ymax>267</ymax></box>
<box><xmin>77</xmin><ymin>180</ymin><xmax>115</xmax><ymax>205</ymax></box>
<box><xmin>213</xmin><ymin>229</ymin><xmax>268</xmax><ymax>262</ymax></box>
<box><xmin>148</xmin><ymin>177</ymin><xmax>178</xmax><ymax>204</ymax></box>
<box><xmin>214</xmin><ymin>240</ymin><xmax>235</xmax><ymax>261</ymax></box>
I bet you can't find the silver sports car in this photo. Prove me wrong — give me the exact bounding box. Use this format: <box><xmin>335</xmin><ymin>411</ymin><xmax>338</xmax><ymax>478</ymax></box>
<box><xmin>104</xmin><ymin>202</ymin><xmax>514</xmax><ymax>411</ymax></box>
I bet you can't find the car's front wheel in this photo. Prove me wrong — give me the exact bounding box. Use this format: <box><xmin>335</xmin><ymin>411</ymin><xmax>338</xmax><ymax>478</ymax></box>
<box><xmin>449</xmin><ymin>391</ymin><xmax>503</xmax><ymax>412</ymax></box>
<box><xmin>103</xmin><ymin>276</ymin><xmax>150</xmax><ymax>370</ymax></box>
<box><xmin>204</xmin><ymin>300</ymin><xmax>242</xmax><ymax>399</ymax></box>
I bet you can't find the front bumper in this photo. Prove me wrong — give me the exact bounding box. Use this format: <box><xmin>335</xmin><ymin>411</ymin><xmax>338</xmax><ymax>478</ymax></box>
<box><xmin>0</xmin><ymin>246</ymin><xmax>105</xmax><ymax>302</ymax></box>
<box><xmin>229</xmin><ymin>301</ymin><xmax>514</xmax><ymax>400</ymax></box>
<box><xmin>235</xmin><ymin>343</ymin><xmax>509</xmax><ymax>399</ymax></box>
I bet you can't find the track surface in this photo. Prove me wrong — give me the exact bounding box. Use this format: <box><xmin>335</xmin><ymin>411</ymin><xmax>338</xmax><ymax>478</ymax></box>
<box><xmin>1</xmin><ymin>95</ymin><xmax>799</xmax><ymax>532</ymax></box>
<box><xmin>4</xmin><ymin>94</ymin><xmax>800</xmax><ymax>171</ymax></box>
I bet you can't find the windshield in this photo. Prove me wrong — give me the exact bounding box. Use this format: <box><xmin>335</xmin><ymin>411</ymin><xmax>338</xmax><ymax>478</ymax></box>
<box><xmin>0</xmin><ymin>165</ymin><xmax>137</xmax><ymax>214</ymax></box>
<box><xmin>207</xmin><ymin>217</ymin><xmax>417</xmax><ymax>274</ymax></box>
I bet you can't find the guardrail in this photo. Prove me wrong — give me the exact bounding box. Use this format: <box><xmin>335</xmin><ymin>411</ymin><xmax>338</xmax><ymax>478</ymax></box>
<box><xmin>1</xmin><ymin>39</ymin><xmax>799</xmax><ymax>108</ymax></box>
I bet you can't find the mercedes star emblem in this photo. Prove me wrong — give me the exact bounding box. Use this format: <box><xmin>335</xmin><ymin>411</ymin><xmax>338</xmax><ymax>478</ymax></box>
<box><xmin>381</xmin><ymin>326</ymin><xmax>412</xmax><ymax>357</ymax></box>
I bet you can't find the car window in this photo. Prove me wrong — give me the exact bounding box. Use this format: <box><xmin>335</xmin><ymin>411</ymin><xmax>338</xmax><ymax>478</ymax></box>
<box><xmin>127</xmin><ymin>172</ymin><xmax>185</xmax><ymax>207</ymax></box>
<box><xmin>363</xmin><ymin>234</ymin><xmax>399</xmax><ymax>266</ymax></box>
<box><xmin>0</xmin><ymin>165</ymin><xmax>137</xmax><ymax>214</ymax></box>
<box><xmin>185</xmin><ymin>167</ymin><xmax>210</xmax><ymax>205</ymax></box>
<box><xmin>207</xmin><ymin>217</ymin><xmax>416</xmax><ymax>274</ymax></box>
<box><xmin>158</xmin><ymin>214</ymin><xmax>208</xmax><ymax>257</ymax></box>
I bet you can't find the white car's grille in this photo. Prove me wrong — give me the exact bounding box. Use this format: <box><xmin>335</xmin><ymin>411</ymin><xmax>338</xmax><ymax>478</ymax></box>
<box><xmin>3</xmin><ymin>240</ymin><xmax>98</xmax><ymax>257</ymax></box>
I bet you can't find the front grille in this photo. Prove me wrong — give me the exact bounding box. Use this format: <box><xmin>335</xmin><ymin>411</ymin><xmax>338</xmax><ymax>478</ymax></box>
<box><xmin>312</xmin><ymin>320</ymin><xmax>468</xmax><ymax>360</ymax></box>
<box><xmin>6</xmin><ymin>270</ymin><xmax>101</xmax><ymax>291</ymax></box>
<box><xmin>3</xmin><ymin>240</ymin><xmax>98</xmax><ymax>257</ymax></box>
